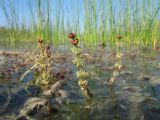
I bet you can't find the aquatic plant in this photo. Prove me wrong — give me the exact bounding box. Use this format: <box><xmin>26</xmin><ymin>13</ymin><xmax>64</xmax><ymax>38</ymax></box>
<box><xmin>107</xmin><ymin>35</ymin><xmax>123</xmax><ymax>86</ymax></box>
<box><xmin>69</xmin><ymin>33</ymin><xmax>92</xmax><ymax>100</ymax></box>
<box><xmin>20</xmin><ymin>38</ymin><xmax>54</xmax><ymax>91</ymax></box>
<box><xmin>42</xmin><ymin>80</ymin><xmax>68</xmax><ymax>105</ymax></box>
<box><xmin>17</xmin><ymin>80</ymin><xmax>68</xmax><ymax>119</ymax></box>
<box><xmin>17</xmin><ymin>97</ymin><xmax>50</xmax><ymax>119</ymax></box>
<box><xmin>18</xmin><ymin>45</ymin><xmax>69</xmax><ymax>119</ymax></box>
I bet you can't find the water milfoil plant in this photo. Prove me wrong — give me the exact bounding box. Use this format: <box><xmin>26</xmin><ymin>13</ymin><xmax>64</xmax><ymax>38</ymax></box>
<box><xmin>107</xmin><ymin>35</ymin><xmax>123</xmax><ymax>86</ymax></box>
<box><xmin>69</xmin><ymin>33</ymin><xmax>93</xmax><ymax>100</ymax></box>
<box><xmin>17</xmin><ymin>38</ymin><xmax>69</xmax><ymax>119</ymax></box>
<box><xmin>20</xmin><ymin>38</ymin><xmax>53</xmax><ymax>91</ymax></box>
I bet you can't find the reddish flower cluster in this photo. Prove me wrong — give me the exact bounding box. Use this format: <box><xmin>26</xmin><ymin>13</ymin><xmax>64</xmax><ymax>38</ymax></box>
<box><xmin>37</xmin><ymin>38</ymin><xmax>52</xmax><ymax>58</ymax></box>
<box><xmin>68</xmin><ymin>33</ymin><xmax>76</xmax><ymax>39</ymax></box>
<box><xmin>68</xmin><ymin>33</ymin><xmax>79</xmax><ymax>46</ymax></box>
<box><xmin>71</xmin><ymin>38</ymin><xmax>79</xmax><ymax>45</ymax></box>
<box><xmin>117</xmin><ymin>35</ymin><xmax>122</xmax><ymax>40</ymax></box>
<box><xmin>38</xmin><ymin>38</ymin><xmax>43</xmax><ymax>45</ymax></box>
<box><xmin>45</xmin><ymin>45</ymin><xmax>51</xmax><ymax>58</ymax></box>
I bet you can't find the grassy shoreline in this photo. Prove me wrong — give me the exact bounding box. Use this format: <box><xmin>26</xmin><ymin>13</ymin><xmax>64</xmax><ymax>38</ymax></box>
<box><xmin>0</xmin><ymin>0</ymin><xmax>160</xmax><ymax>49</ymax></box>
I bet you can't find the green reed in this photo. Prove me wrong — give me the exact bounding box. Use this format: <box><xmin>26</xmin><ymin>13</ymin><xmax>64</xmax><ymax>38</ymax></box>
<box><xmin>0</xmin><ymin>0</ymin><xmax>160</xmax><ymax>49</ymax></box>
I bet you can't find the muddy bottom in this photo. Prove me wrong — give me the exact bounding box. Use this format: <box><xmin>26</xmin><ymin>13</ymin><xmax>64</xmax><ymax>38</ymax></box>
<box><xmin>0</xmin><ymin>47</ymin><xmax>160</xmax><ymax>120</ymax></box>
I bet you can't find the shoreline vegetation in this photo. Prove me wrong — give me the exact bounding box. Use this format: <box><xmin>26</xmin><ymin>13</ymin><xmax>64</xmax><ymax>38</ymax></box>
<box><xmin>0</xmin><ymin>0</ymin><xmax>160</xmax><ymax>49</ymax></box>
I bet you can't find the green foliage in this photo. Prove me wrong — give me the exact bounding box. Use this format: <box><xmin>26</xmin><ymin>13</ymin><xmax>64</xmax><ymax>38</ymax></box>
<box><xmin>0</xmin><ymin>0</ymin><xmax>160</xmax><ymax>48</ymax></box>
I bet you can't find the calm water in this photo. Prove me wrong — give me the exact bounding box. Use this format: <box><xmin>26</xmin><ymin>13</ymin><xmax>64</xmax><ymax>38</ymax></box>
<box><xmin>0</xmin><ymin>47</ymin><xmax>160</xmax><ymax>120</ymax></box>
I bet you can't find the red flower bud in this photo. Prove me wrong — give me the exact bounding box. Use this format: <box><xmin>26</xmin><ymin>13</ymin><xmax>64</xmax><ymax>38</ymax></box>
<box><xmin>38</xmin><ymin>38</ymin><xmax>43</xmax><ymax>44</ymax></box>
<box><xmin>117</xmin><ymin>35</ymin><xmax>122</xmax><ymax>40</ymax></box>
<box><xmin>68</xmin><ymin>33</ymin><xmax>76</xmax><ymax>39</ymax></box>
<box><xmin>71</xmin><ymin>39</ymin><xmax>79</xmax><ymax>46</ymax></box>
<box><xmin>45</xmin><ymin>45</ymin><xmax>51</xmax><ymax>58</ymax></box>
<box><xmin>46</xmin><ymin>45</ymin><xmax>50</xmax><ymax>50</ymax></box>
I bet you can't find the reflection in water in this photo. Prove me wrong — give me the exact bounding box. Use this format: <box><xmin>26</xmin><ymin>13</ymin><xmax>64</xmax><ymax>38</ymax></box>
<box><xmin>108</xmin><ymin>86</ymin><xmax>120</xmax><ymax>120</ymax></box>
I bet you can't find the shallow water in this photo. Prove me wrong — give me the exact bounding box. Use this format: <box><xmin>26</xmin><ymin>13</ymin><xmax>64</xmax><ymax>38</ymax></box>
<box><xmin>0</xmin><ymin>48</ymin><xmax>160</xmax><ymax>120</ymax></box>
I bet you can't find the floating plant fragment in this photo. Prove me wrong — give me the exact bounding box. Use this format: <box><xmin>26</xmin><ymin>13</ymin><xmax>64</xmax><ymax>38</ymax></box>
<box><xmin>17</xmin><ymin>97</ymin><xmax>50</xmax><ymax>119</ymax></box>
<box><xmin>42</xmin><ymin>81</ymin><xmax>64</xmax><ymax>97</ymax></box>
<box><xmin>54</xmin><ymin>89</ymin><xmax>69</xmax><ymax>105</ymax></box>
<box><xmin>42</xmin><ymin>80</ymin><xmax>69</xmax><ymax>105</ymax></box>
